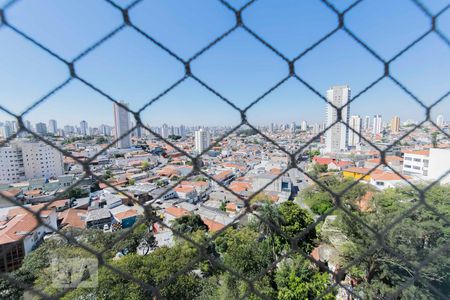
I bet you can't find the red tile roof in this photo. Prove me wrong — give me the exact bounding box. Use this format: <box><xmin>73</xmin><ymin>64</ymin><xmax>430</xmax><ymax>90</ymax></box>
<box><xmin>0</xmin><ymin>206</ymin><xmax>53</xmax><ymax>245</ymax></box>
<box><xmin>371</xmin><ymin>172</ymin><xmax>411</xmax><ymax>181</ymax></box>
<box><xmin>313</xmin><ymin>157</ymin><xmax>334</xmax><ymax>165</ymax></box>
<box><xmin>201</xmin><ymin>217</ymin><xmax>225</xmax><ymax>232</ymax></box>
<box><xmin>165</xmin><ymin>206</ymin><xmax>190</xmax><ymax>218</ymax></box>
<box><xmin>402</xmin><ymin>150</ymin><xmax>430</xmax><ymax>156</ymax></box>
<box><xmin>174</xmin><ymin>186</ymin><xmax>195</xmax><ymax>194</ymax></box>
<box><xmin>114</xmin><ymin>209</ymin><xmax>139</xmax><ymax>221</ymax></box>
<box><xmin>59</xmin><ymin>208</ymin><xmax>86</xmax><ymax>229</ymax></box>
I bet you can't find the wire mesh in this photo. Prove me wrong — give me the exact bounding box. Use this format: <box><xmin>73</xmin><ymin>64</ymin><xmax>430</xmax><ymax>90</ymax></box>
<box><xmin>0</xmin><ymin>0</ymin><xmax>449</xmax><ymax>299</ymax></box>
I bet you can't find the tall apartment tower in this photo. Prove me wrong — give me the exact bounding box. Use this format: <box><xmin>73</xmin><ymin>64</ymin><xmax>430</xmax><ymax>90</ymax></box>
<box><xmin>80</xmin><ymin>120</ymin><xmax>88</xmax><ymax>136</ymax></box>
<box><xmin>301</xmin><ymin>120</ymin><xmax>308</xmax><ymax>131</ymax></box>
<box><xmin>436</xmin><ymin>114</ymin><xmax>444</xmax><ymax>128</ymax></box>
<box><xmin>48</xmin><ymin>119</ymin><xmax>58</xmax><ymax>134</ymax></box>
<box><xmin>0</xmin><ymin>122</ymin><xmax>13</xmax><ymax>139</ymax></box>
<box><xmin>391</xmin><ymin>116</ymin><xmax>400</xmax><ymax>133</ymax></box>
<box><xmin>195</xmin><ymin>129</ymin><xmax>210</xmax><ymax>154</ymax></box>
<box><xmin>325</xmin><ymin>85</ymin><xmax>350</xmax><ymax>153</ymax></box>
<box><xmin>0</xmin><ymin>142</ymin><xmax>64</xmax><ymax>184</ymax></box>
<box><xmin>113</xmin><ymin>102</ymin><xmax>131</xmax><ymax>149</ymax></box>
<box><xmin>35</xmin><ymin>122</ymin><xmax>48</xmax><ymax>135</ymax></box>
<box><xmin>372</xmin><ymin>115</ymin><xmax>382</xmax><ymax>134</ymax></box>
<box><xmin>349</xmin><ymin>115</ymin><xmax>362</xmax><ymax>146</ymax></box>
<box><xmin>161</xmin><ymin>124</ymin><xmax>169</xmax><ymax>138</ymax></box>
<box><xmin>363</xmin><ymin>115</ymin><xmax>371</xmax><ymax>131</ymax></box>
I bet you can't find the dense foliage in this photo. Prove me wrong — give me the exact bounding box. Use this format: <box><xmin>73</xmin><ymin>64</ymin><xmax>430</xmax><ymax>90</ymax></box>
<box><xmin>301</xmin><ymin>175</ymin><xmax>368</xmax><ymax>215</ymax></box>
<box><xmin>338</xmin><ymin>185</ymin><xmax>449</xmax><ymax>299</ymax></box>
<box><xmin>1</xmin><ymin>202</ymin><xmax>335</xmax><ymax>300</ymax></box>
<box><xmin>4</xmin><ymin>184</ymin><xmax>447</xmax><ymax>299</ymax></box>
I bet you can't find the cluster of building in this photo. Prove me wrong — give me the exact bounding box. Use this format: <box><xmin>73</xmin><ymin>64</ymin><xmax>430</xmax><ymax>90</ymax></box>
<box><xmin>0</xmin><ymin>85</ymin><xmax>448</xmax><ymax>275</ymax></box>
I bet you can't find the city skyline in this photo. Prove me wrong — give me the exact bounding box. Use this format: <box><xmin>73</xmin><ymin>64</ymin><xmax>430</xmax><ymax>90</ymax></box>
<box><xmin>0</xmin><ymin>107</ymin><xmax>447</xmax><ymax>130</ymax></box>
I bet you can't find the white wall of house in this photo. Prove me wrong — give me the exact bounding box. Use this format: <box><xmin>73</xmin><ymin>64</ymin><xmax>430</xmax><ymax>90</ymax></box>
<box><xmin>427</xmin><ymin>148</ymin><xmax>450</xmax><ymax>184</ymax></box>
<box><xmin>402</xmin><ymin>153</ymin><xmax>428</xmax><ymax>177</ymax></box>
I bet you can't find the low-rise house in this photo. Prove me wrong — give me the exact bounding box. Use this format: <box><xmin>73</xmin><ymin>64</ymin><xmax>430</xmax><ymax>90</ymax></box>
<box><xmin>58</xmin><ymin>208</ymin><xmax>87</xmax><ymax>229</ymax></box>
<box><xmin>342</xmin><ymin>167</ymin><xmax>382</xmax><ymax>181</ymax></box>
<box><xmin>164</xmin><ymin>206</ymin><xmax>190</xmax><ymax>224</ymax></box>
<box><xmin>174</xmin><ymin>186</ymin><xmax>198</xmax><ymax>202</ymax></box>
<box><xmin>369</xmin><ymin>172</ymin><xmax>412</xmax><ymax>190</ymax></box>
<box><xmin>364</xmin><ymin>156</ymin><xmax>403</xmax><ymax>173</ymax></box>
<box><xmin>114</xmin><ymin>209</ymin><xmax>139</xmax><ymax>229</ymax></box>
<box><xmin>85</xmin><ymin>208</ymin><xmax>112</xmax><ymax>229</ymax></box>
<box><xmin>148</xmin><ymin>188</ymin><xmax>177</xmax><ymax>202</ymax></box>
<box><xmin>0</xmin><ymin>205</ymin><xmax>57</xmax><ymax>272</ymax></box>
<box><xmin>213</xmin><ymin>170</ymin><xmax>235</xmax><ymax>185</ymax></box>
<box><xmin>327</xmin><ymin>160</ymin><xmax>353</xmax><ymax>171</ymax></box>
<box><xmin>180</xmin><ymin>180</ymin><xmax>210</xmax><ymax>195</ymax></box>
<box><xmin>201</xmin><ymin>217</ymin><xmax>225</xmax><ymax>232</ymax></box>
<box><xmin>0</xmin><ymin>188</ymin><xmax>23</xmax><ymax>208</ymax></box>
<box><xmin>252</xmin><ymin>174</ymin><xmax>291</xmax><ymax>195</ymax></box>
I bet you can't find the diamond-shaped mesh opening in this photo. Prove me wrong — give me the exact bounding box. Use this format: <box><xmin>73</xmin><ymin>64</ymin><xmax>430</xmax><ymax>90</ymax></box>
<box><xmin>1</xmin><ymin>0</ymin><xmax>449</xmax><ymax>299</ymax></box>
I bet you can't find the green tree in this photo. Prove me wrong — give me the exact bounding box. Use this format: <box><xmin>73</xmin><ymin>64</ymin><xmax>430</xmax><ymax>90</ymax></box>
<box><xmin>306</xmin><ymin>149</ymin><xmax>320</xmax><ymax>160</ymax></box>
<box><xmin>96</xmin><ymin>136</ymin><xmax>108</xmax><ymax>144</ymax></box>
<box><xmin>339</xmin><ymin>186</ymin><xmax>450</xmax><ymax>298</ymax></box>
<box><xmin>141</xmin><ymin>160</ymin><xmax>150</xmax><ymax>170</ymax></box>
<box><xmin>59</xmin><ymin>187</ymin><xmax>89</xmax><ymax>200</ymax></box>
<box><xmin>275</xmin><ymin>254</ymin><xmax>335</xmax><ymax>300</ymax></box>
<box><xmin>103</xmin><ymin>169</ymin><xmax>113</xmax><ymax>180</ymax></box>
<box><xmin>172</xmin><ymin>215</ymin><xmax>208</xmax><ymax>235</ymax></box>
<box><xmin>278</xmin><ymin>201</ymin><xmax>317</xmax><ymax>253</ymax></box>
<box><xmin>219</xmin><ymin>201</ymin><xmax>226</xmax><ymax>211</ymax></box>
<box><xmin>431</xmin><ymin>131</ymin><xmax>438</xmax><ymax>148</ymax></box>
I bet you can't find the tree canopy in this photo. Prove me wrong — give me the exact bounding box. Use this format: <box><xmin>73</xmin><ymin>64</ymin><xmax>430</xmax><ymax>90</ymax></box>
<box><xmin>338</xmin><ymin>185</ymin><xmax>450</xmax><ymax>299</ymax></box>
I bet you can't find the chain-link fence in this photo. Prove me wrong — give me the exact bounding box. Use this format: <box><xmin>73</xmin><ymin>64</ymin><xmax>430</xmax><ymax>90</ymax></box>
<box><xmin>0</xmin><ymin>0</ymin><xmax>449</xmax><ymax>299</ymax></box>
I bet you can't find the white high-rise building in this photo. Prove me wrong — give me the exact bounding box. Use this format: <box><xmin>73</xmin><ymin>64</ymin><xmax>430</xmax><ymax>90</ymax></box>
<box><xmin>436</xmin><ymin>114</ymin><xmax>444</xmax><ymax>128</ymax></box>
<box><xmin>99</xmin><ymin>124</ymin><xmax>112</xmax><ymax>136</ymax></box>
<box><xmin>301</xmin><ymin>120</ymin><xmax>308</xmax><ymax>131</ymax></box>
<box><xmin>349</xmin><ymin>115</ymin><xmax>362</xmax><ymax>146</ymax></box>
<box><xmin>363</xmin><ymin>115</ymin><xmax>371</xmax><ymax>131</ymax></box>
<box><xmin>372</xmin><ymin>114</ymin><xmax>382</xmax><ymax>135</ymax></box>
<box><xmin>325</xmin><ymin>85</ymin><xmax>350</xmax><ymax>153</ymax></box>
<box><xmin>48</xmin><ymin>119</ymin><xmax>58</xmax><ymax>134</ymax></box>
<box><xmin>312</xmin><ymin>123</ymin><xmax>320</xmax><ymax>135</ymax></box>
<box><xmin>180</xmin><ymin>125</ymin><xmax>186</xmax><ymax>138</ymax></box>
<box><xmin>21</xmin><ymin>142</ymin><xmax>64</xmax><ymax>180</ymax></box>
<box><xmin>64</xmin><ymin>125</ymin><xmax>75</xmax><ymax>135</ymax></box>
<box><xmin>0</xmin><ymin>142</ymin><xmax>64</xmax><ymax>184</ymax></box>
<box><xmin>25</xmin><ymin>120</ymin><xmax>32</xmax><ymax>131</ymax></box>
<box><xmin>290</xmin><ymin>122</ymin><xmax>296</xmax><ymax>133</ymax></box>
<box><xmin>161</xmin><ymin>124</ymin><xmax>169</xmax><ymax>139</ymax></box>
<box><xmin>195</xmin><ymin>129</ymin><xmax>210</xmax><ymax>154</ymax></box>
<box><xmin>113</xmin><ymin>102</ymin><xmax>131</xmax><ymax>149</ymax></box>
<box><xmin>80</xmin><ymin>120</ymin><xmax>88</xmax><ymax>136</ymax></box>
<box><xmin>11</xmin><ymin>121</ymin><xmax>18</xmax><ymax>134</ymax></box>
<box><xmin>0</xmin><ymin>122</ymin><xmax>13</xmax><ymax>139</ymax></box>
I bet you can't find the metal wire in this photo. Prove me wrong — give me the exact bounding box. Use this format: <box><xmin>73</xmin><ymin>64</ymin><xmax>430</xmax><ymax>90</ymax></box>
<box><xmin>0</xmin><ymin>0</ymin><xmax>449</xmax><ymax>299</ymax></box>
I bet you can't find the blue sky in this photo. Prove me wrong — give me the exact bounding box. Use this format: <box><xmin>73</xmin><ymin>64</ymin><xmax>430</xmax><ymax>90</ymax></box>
<box><xmin>0</xmin><ymin>0</ymin><xmax>449</xmax><ymax>127</ymax></box>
